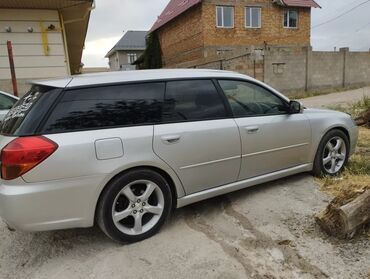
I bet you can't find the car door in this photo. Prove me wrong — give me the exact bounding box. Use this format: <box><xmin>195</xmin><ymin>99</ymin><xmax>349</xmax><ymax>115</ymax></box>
<box><xmin>153</xmin><ymin>80</ymin><xmax>241</xmax><ymax>195</ymax></box>
<box><xmin>218</xmin><ymin>79</ymin><xmax>311</xmax><ymax>180</ymax></box>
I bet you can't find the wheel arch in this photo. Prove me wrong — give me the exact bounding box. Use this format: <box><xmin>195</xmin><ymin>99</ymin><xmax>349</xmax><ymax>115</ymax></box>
<box><xmin>93</xmin><ymin>165</ymin><xmax>180</xmax><ymax>223</ymax></box>
<box><xmin>320</xmin><ymin>126</ymin><xmax>351</xmax><ymax>148</ymax></box>
<box><xmin>311</xmin><ymin>125</ymin><xmax>351</xmax><ymax>173</ymax></box>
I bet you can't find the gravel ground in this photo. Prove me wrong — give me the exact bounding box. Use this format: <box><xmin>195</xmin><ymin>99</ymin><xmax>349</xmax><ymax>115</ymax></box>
<box><xmin>1</xmin><ymin>174</ymin><xmax>369</xmax><ymax>279</ymax></box>
<box><xmin>299</xmin><ymin>86</ymin><xmax>370</xmax><ymax>108</ymax></box>
<box><xmin>1</xmin><ymin>87</ymin><xmax>370</xmax><ymax>279</ymax></box>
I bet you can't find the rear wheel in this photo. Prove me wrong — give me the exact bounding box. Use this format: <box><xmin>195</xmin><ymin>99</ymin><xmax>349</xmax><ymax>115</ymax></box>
<box><xmin>96</xmin><ymin>169</ymin><xmax>172</xmax><ymax>243</ymax></box>
<box><xmin>312</xmin><ymin>129</ymin><xmax>349</xmax><ymax>177</ymax></box>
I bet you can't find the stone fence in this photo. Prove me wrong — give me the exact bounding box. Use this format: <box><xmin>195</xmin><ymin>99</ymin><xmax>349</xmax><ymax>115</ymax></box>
<box><xmin>182</xmin><ymin>46</ymin><xmax>370</xmax><ymax>95</ymax></box>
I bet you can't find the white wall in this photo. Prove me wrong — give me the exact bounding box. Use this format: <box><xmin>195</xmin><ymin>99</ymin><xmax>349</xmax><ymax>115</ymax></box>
<box><xmin>0</xmin><ymin>9</ymin><xmax>68</xmax><ymax>81</ymax></box>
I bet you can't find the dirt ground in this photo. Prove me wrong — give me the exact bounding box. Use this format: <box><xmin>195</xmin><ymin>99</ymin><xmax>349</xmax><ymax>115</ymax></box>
<box><xmin>298</xmin><ymin>86</ymin><xmax>370</xmax><ymax>108</ymax></box>
<box><xmin>1</xmin><ymin>88</ymin><xmax>370</xmax><ymax>279</ymax></box>
<box><xmin>1</xmin><ymin>175</ymin><xmax>369</xmax><ymax>279</ymax></box>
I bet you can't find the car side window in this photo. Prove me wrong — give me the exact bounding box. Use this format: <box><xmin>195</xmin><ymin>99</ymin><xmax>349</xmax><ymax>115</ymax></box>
<box><xmin>0</xmin><ymin>94</ymin><xmax>17</xmax><ymax>110</ymax></box>
<box><xmin>163</xmin><ymin>80</ymin><xmax>227</xmax><ymax>122</ymax></box>
<box><xmin>218</xmin><ymin>80</ymin><xmax>288</xmax><ymax>117</ymax></box>
<box><xmin>42</xmin><ymin>83</ymin><xmax>165</xmax><ymax>133</ymax></box>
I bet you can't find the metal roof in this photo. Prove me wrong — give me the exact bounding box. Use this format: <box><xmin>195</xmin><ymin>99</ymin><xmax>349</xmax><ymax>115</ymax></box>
<box><xmin>151</xmin><ymin>0</ymin><xmax>320</xmax><ymax>32</ymax></box>
<box><xmin>275</xmin><ymin>0</ymin><xmax>321</xmax><ymax>8</ymax></box>
<box><xmin>0</xmin><ymin>0</ymin><xmax>91</xmax><ymax>9</ymax></box>
<box><xmin>105</xmin><ymin>31</ymin><xmax>147</xmax><ymax>58</ymax></box>
<box><xmin>150</xmin><ymin>0</ymin><xmax>201</xmax><ymax>32</ymax></box>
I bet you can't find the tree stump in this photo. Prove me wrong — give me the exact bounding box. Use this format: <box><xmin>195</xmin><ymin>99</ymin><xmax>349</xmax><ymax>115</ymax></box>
<box><xmin>316</xmin><ymin>190</ymin><xmax>370</xmax><ymax>239</ymax></box>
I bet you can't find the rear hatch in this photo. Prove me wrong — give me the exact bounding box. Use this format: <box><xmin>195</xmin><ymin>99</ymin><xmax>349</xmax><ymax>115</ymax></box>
<box><xmin>0</xmin><ymin>85</ymin><xmax>63</xmax><ymax>179</ymax></box>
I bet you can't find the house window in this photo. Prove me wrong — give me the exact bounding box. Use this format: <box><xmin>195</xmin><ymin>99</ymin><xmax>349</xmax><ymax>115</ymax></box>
<box><xmin>245</xmin><ymin>7</ymin><xmax>261</xmax><ymax>28</ymax></box>
<box><xmin>216</xmin><ymin>6</ymin><xmax>234</xmax><ymax>28</ymax></box>
<box><xmin>127</xmin><ymin>53</ymin><xmax>137</xmax><ymax>64</ymax></box>
<box><xmin>284</xmin><ymin>10</ymin><xmax>298</xmax><ymax>28</ymax></box>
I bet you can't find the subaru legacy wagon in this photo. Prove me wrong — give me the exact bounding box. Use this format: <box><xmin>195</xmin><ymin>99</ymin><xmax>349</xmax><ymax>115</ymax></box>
<box><xmin>0</xmin><ymin>69</ymin><xmax>358</xmax><ymax>243</ymax></box>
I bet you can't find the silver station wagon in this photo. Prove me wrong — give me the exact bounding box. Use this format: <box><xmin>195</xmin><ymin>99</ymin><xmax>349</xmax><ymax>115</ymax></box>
<box><xmin>0</xmin><ymin>69</ymin><xmax>358</xmax><ymax>243</ymax></box>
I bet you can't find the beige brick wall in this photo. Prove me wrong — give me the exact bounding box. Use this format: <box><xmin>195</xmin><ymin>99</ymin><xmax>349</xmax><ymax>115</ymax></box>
<box><xmin>158</xmin><ymin>5</ymin><xmax>204</xmax><ymax>67</ymax></box>
<box><xmin>202</xmin><ymin>0</ymin><xmax>311</xmax><ymax>48</ymax></box>
<box><xmin>157</xmin><ymin>0</ymin><xmax>312</xmax><ymax>67</ymax></box>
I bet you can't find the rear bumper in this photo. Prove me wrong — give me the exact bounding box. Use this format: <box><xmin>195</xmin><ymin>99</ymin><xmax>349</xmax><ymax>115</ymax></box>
<box><xmin>0</xmin><ymin>175</ymin><xmax>105</xmax><ymax>231</ymax></box>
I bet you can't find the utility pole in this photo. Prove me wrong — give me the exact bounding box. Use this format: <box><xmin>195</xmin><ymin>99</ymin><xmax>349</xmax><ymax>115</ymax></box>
<box><xmin>7</xmin><ymin>41</ymin><xmax>19</xmax><ymax>97</ymax></box>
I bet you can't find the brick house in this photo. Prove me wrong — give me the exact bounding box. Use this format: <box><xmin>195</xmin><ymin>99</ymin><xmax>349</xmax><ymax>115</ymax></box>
<box><xmin>150</xmin><ymin>0</ymin><xmax>320</xmax><ymax>67</ymax></box>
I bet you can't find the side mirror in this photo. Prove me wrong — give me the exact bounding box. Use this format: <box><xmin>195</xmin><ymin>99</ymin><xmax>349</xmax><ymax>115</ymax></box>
<box><xmin>289</xmin><ymin>100</ymin><xmax>303</xmax><ymax>114</ymax></box>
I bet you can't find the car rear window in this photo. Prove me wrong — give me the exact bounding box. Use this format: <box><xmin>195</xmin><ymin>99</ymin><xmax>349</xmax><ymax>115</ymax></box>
<box><xmin>41</xmin><ymin>83</ymin><xmax>165</xmax><ymax>133</ymax></box>
<box><xmin>1</xmin><ymin>85</ymin><xmax>59</xmax><ymax>136</ymax></box>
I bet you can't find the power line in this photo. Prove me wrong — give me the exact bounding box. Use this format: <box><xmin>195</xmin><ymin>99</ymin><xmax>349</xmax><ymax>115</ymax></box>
<box><xmin>313</xmin><ymin>0</ymin><xmax>370</xmax><ymax>29</ymax></box>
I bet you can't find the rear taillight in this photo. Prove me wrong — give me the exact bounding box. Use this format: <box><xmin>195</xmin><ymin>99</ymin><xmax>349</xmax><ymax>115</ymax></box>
<box><xmin>1</xmin><ymin>136</ymin><xmax>58</xmax><ymax>180</ymax></box>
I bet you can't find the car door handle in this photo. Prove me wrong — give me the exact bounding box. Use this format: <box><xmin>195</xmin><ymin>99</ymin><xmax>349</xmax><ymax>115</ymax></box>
<box><xmin>245</xmin><ymin>126</ymin><xmax>259</xmax><ymax>134</ymax></box>
<box><xmin>161</xmin><ymin>135</ymin><xmax>181</xmax><ymax>144</ymax></box>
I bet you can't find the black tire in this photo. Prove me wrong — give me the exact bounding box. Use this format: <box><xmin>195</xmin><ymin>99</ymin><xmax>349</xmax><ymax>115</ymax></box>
<box><xmin>96</xmin><ymin>169</ymin><xmax>173</xmax><ymax>243</ymax></box>
<box><xmin>312</xmin><ymin>129</ymin><xmax>350</xmax><ymax>177</ymax></box>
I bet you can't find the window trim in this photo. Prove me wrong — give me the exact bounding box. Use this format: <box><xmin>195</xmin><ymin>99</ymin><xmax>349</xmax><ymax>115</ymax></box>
<box><xmin>283</xmin><ymin>9</ymin><xmax>298</xmax><ymax>29</ymax></box>
<box><xmin>39</xmin><ymin>82</ymin><xmax>166</xmax><ymax>135</ymax></box>
<box><xmin>245</xmin><ymin>6</ymin><xmax>262</xmax><ymax>29</ymax></box>
<box><xmin>216</xmin><ymin>6</ymin><xmax>234</xmax><ymax>29</ymax></box>
<box><xmin>216</xmin><ymin>78</ymin><xmax>290</xmax><ymax>119</ymax></box>
<box><xmin>127</xmin><ymin>53</ymin><xmax>137</xmax><ymax>64</ymax></box>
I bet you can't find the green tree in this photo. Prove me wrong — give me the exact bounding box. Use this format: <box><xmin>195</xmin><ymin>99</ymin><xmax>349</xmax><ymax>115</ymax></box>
<box><xmin>133</xmin><ymin>32</ymin><xmax>162</xmax><ymax>69</ymax></box>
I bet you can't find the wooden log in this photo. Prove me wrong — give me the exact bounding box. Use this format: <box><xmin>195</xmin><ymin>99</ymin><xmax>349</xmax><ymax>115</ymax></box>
<box><xmin>355</xmin><ymin>108</ymin><xmax>370</xmax><ymax>126</ymax></box>
<box><xmin>316</xmin><ymin>190</ymin><xmax>370</xmax><ymax>239</ymax></box>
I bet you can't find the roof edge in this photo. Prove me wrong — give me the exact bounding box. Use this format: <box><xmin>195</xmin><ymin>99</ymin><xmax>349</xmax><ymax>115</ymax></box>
<box><xmin>278</xmin><ymin>0</ymin><xmax>321</xmax><ymax>8</ymax></box>
<box><xmin>150</xmin><ymin>0</ymin><xmax>202</xmax><ymax>33</ymax></box>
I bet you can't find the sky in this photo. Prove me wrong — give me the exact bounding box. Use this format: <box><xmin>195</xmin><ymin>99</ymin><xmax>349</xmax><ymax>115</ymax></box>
<box><xmin>81</xmin><ymin>0</ymin><xmax>370</xmax><ymax>67</ymax></box>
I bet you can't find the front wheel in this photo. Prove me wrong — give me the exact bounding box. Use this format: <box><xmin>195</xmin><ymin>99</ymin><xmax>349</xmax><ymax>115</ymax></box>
<box><xmin>312</xmin><ymin>129</ymin><xmax>349</xmax><ymax>177</ymax></box>
<box><xmin>96</xmin><ymin>169</ymin><xmax>173</xmax><ymax>243</ymax></box>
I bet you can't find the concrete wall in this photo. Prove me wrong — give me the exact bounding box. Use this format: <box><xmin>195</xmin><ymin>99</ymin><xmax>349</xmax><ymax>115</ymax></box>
<box><xmin>184</xmin><ymin>46</ymin><xmax>370</xmax><ymax>95</ymax></box>
<box><xmin>264</xmin><ymin>47</ymin><xmax>370</xmax><ymax>94</ymax></box>
<box><xmin>345</xmin><ymin>51</ymin><xmax>370</xmax><ymax>87</ymax></box>
<box><xmin>308</xmin><ymin>50</ymin><xmax>344</xmax><ymax>89</ymax></box>
<box><xmin>264</xmin><ymin>46</ymin><xmax>308</xmax><ymax>92</ymax></box>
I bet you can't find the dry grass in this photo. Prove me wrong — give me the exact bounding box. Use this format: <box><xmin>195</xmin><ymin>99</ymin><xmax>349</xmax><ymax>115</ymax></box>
<box><xmin>318</xmin><ymin>128</ymin><xmax>370</xmax><ymax>203</ymax></box>
<box><xmin>317</xmin><ymin>95</ymin><xmax>370</xmax><ymax>237</ymax></box>
<box><xmin>327</xmin><ymin>95</ymin><xmax>370</xmax><ymax>118</ymax></box>
<box><xmin>317</xmin><ymin>96</ymin><xmax>370</xmax><ymax>203</ymax></box>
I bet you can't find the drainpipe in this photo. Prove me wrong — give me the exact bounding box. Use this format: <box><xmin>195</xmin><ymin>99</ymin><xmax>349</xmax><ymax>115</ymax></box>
<box><xmin>6</xmin><ymin>41</ymin><xmax>18</xmax><ymax>97</ymax></box>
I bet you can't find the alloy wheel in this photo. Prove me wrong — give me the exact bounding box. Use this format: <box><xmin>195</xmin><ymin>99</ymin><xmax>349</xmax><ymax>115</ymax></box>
<box><xmin>112</xmin><ymin>180</ymin><xmax>164</xmax><ymax>235</ymax></box>
<box><xmin>322</xmin><ymin>136</ymin><xmax>347</xmax><ymax>174</ymax></box>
